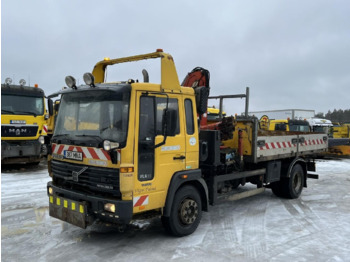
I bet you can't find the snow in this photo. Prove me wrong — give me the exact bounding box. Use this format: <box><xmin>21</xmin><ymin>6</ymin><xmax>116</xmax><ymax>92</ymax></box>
<box><xmin>1</xmin><ymin>159</ymin><xmax>350</xmax><ymax>262</ymax></box>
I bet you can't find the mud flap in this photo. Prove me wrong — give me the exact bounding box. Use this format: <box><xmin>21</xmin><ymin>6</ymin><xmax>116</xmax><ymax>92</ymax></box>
<box><xmin>49</xmin><ymin>195</ymin><xmax>91</xmax><ymax>229</ymax></box>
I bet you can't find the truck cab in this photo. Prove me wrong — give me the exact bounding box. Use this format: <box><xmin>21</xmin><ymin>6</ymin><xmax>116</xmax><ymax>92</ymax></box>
<box><xmin>268</xmin><ymin>119</ymin><xmax>310</xmax><ymax>132</ymax></box>
<box><xmin>306</xmin><ymin>117</ymin><xmax>333</xmax><ymax>136</ymax></box>
<box><xmin>259</xmin><ymin>115</ymin><xmax>310</xmax><ymax>133</ymax></box>
<box><xmin>1</xmin><ymin>79</ymin><xmax>51</xmax><ymax>164</ymax></box>
<box><xmin>207</xmin><ymin>107</ymin><xmax>226</xmax><ymax>123</ymax></box>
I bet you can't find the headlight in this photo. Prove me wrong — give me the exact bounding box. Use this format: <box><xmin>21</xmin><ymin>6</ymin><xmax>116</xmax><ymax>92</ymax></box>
<box><xmin>103</xmin><ymin>140</ymin><xmax>111</xmax><ymax>151</ymax></box>
<box><xmin>103</xmin><ymin>140</ymin><xmax>120</xmax><ymax>151</ymax></box>
<box><xmin>83</xmin><ymin>72</ymin><xmax>95</xmax><ymax>86</ymax></box>
<box><xmin>5</xmin><ymin>77</ymin><xmax>12</xmax><ymax>85</ymax></box>
<box><xmin>104</xmin><ymin>203</ymin><xmax>115</xmax><ymax>213</ymax></box>
<box><xmin>19</xmin><ymin>79</ymin><xmax>26</xmax><ymax>86</ymax></box>
<box><xmin>48</xmin><ymin>187</ymin><xmax>53</xmax><ymax>195</ymax></box>
<box><xmin>65</xmin><ymin>76</ymin><xmax>77</xmax><ymax>89</ymax></box>
<box><xmin>39</xmin><ymin>136</ymin><xmax>45</xmax><ymax>144</ymax></box>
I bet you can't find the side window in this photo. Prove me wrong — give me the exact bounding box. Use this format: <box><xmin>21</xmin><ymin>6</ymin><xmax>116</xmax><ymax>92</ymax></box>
<box><xmin>185</xmin><ymin>99</ymin><xmax>194</xmax><ymax>135</ymax></box>
<box><xmin>275</xmin><ymin>123</ymin><xmax>286</xmax><ymax>131</ymax></box>
<box><xmin>139</xmin><ymin>96</ymin><xmax>155</xmax><ymax>141</ymax></box>
<box><xmin>155</xmin><ymin>97</ymin><xmax>180</xmax><ymax>136</ymax></box>
<box><xmin>138</xmin><ymin>96</ymin><xmax>155</xmax><ymax>181</ymax></box>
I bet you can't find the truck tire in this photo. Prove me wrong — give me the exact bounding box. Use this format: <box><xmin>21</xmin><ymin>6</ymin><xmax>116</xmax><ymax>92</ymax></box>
<box><xmin>162</xmin><ymin>185</ymin><xmax>202</xmax><ymax>237</ymax></box>
<box><xmin>270</xmin><ymin>164</ymin><xmax>304</xmax><ymax>199</ymax></box>
<box><xmin>270</xmin><ymin>181</ymin><xmax>283</xmax><ymax>197</ymax></box>
<box><xmin>281</xmin><ymin>164</ymin><xmax>304</xmax><ymax>199</ymax></box>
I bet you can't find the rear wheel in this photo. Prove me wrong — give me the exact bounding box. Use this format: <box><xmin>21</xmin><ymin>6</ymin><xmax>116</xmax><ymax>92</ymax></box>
<box><xmin>270</xmin><ymin>181</ymin><xmax>283</xmax><ymax>197</ymax></box>
<box><xmin>162</xmin><ymin>185</ymin><xmax>202</xmax><ymax>237</ymax></box>
<box><xmin>284</xmin><ymin>164</ymin><xmax>304</xmax><ymax>199</ymax></box>
<box><xmin>270</xmin><ymin>164</ymin><xmax>304</xmax><ymax>199</ymax></box>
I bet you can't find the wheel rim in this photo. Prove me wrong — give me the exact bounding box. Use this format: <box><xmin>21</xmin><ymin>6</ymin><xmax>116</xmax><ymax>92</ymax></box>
<box><xmin>293</xmin><ymin>172</ymin><xmax>302</xmax><ymax>193</ymax></box>
<box><xmin>178</xmin><ymin>199</ymin><xmax>199</xmax><ymax>225</ymax></box>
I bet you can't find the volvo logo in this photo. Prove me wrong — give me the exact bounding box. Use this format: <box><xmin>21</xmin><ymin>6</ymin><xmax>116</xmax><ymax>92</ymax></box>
<box><xmin>71</xmin><ymin>166</ymin><xmax>88</xmax><ymax>182</ymax></box>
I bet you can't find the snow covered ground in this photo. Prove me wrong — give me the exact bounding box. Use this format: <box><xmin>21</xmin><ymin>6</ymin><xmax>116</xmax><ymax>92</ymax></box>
<box><xmin>1</xmin><ymin>159</ymin><xmax>350</xmax><ymax>262</ymax></box>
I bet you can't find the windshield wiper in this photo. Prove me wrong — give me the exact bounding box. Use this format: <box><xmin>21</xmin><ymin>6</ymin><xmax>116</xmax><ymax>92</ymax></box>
<box><xmin>75</xmin><ymin>134</ymin><xmax>102</xmax><ymax>141</ymax></box>
<box><xmin>14</xmin><ymin>111</ymin><xmax>37</xmax><ymax>117</ymax></box>
<box><xmin>1</xmin><ymin>109</ymin><xmax>15</xmax><ymax>114</ymax></box>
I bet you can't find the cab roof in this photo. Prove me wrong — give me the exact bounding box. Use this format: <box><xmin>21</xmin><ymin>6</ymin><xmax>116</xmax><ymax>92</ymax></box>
<box><xmin>1</xmin><ymin>84</ymin><xmax>45</xmax><ymax>97</ymax></box>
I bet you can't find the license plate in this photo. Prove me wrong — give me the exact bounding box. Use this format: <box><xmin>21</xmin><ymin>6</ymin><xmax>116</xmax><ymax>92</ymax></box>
<box><xmin>64</xmin><ymin>150</ymin><xmax>83</xmax><ymax>161</ymax></box>
<box><xmin>10</xmin><ymin>120</ymin><xmax>26</xmax><ymax>124</ymax></box>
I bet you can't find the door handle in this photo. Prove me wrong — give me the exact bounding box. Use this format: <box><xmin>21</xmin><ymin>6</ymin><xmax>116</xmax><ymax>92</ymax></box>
<box><xmin>173</xmin><ymin>155</ymin><xmax>186</xmax><ymax>160</ymax></box>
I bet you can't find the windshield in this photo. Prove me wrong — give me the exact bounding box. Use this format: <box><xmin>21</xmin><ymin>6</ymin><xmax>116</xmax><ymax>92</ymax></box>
<box><xmin>1</xmin><ymin>95</ymin><xmax>44</xmax><ymax>116</ymax></box>
<box><xmin>289</xmin><ymin>124</ymin><xmax>310</xmax><ymax>132</ymax></box>
<box><xmin>54</xmin><ymin>89</ymin><xmax>130</xmax><ymax>145</ymax></box>
<box><xmin>207</xmin><ymin>112</ymin><xmax>226</xmax><ymax>121</ymax></box>
<box><xmin>313</xmin><ymin>126</ymin><xmax>329</xmax><ymax>133</ymax></box>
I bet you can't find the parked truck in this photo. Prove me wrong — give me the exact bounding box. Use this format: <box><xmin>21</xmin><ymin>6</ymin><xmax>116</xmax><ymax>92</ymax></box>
<box><xmin>259</xmin><ymin>116</ymin><xmax>310</xmax><ymax>132</ymax></box>
<box><xmin>307</xmin><ymin>117</ymin><xmax>333</xmax><ymax>134</ymax></box>
<box><xmin>1</xmin><ymin>78</ymin><xmax>53</xmax><ymax>164</ymax></box>
<box><xmin>47</xmin><ymin>50</ymin><xmax>328</xmax><ymax>236</ymax></box>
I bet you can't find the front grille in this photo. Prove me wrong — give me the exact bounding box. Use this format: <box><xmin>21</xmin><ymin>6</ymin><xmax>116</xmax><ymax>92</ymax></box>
<box><xmin>1</xmin><ymin>125</ymin><xmax>38</xmax><ymax>137</ymax></box>
<box><xmin>51</xmin><ymin>160</ymin><xmax>120</xmax><ymax>197</ymax></box>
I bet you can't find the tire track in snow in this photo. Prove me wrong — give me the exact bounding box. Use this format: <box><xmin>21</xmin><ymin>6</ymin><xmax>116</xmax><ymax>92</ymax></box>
<box><xmin>282</xmin><ymin>200</ymin><xmax>321</xmax><ymax>234</ymax></box>
<box><xmin>207</xmin><ymin>203</ymin><xmax>239</xmax><ymax>251</ymax></box>
<box><xmin>259</xmin><ymin>197</ymin><xmax>347</xmax><ymax>260</ymax></box>
<box><xmin>241</xmin><ymin>197</ymin><xmax>268</xmax><ymax>260</ymax></box>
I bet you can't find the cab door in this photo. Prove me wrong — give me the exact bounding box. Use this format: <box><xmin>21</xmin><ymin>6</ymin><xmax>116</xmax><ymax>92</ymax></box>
<box><xmin>134</xmin><ymin>92</ymin><xmax>186</xmax><ymax>213</ymax></box>
<box><xmin>183</xmin><ymin>96</ymin><xmax>199</xmax><ymax>170</ymax></box>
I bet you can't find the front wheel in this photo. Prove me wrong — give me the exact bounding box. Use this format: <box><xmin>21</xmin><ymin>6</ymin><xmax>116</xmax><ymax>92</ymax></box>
<box><xmin>162</xmin><ymin>185</ymin><xmax>202</xmax><ymax>237</ymax></box>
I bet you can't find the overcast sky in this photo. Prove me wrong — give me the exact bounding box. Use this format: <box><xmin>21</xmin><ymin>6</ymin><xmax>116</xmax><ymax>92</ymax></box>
<box><xmin>2</xmin><ymin>0</ymin><xmax>349</xmax><ymax>115</ymax></box>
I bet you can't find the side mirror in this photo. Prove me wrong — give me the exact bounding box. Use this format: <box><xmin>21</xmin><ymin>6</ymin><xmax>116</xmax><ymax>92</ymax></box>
<box><xmin>194</xmin><ymin>86</ymin><xmax>210</xmax><ymax>115</ymax></box>
<box><xmin>48</xmin><ymin>98</ymin><xmax>53</xmax><ymax>116</ymax></box>
<box><xmin>54</xmin><ymin>102</ymin><xmax>60</xmax><ymax>112</ymax></box>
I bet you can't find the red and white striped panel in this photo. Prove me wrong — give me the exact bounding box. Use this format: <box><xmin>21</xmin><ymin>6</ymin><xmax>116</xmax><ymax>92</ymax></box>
<box><xmin>42</xmin><ymin>125</ymin><xmax>48</xmax><ymax>135</ymax></box>
<box><xmin>52</xmin><ymin>143</ymin><xmax>112</xmax><ymax>161</ymax></box>
<box><xmin>133</xmin><ymin>195</ymin><xmax>149</xmax><ymax>207</ymax></box>
<box><xmin>257</xmin><ymin>134</ymin><xmax>327</xmax><ymax>159</ymax></box>
<box><xmin>300</xmin><ymin>139</ymin><xmax>325</xmax><ymax>147</ymax></box>
<box><xmin>259</xmin><ymin>138</ymin><xmax>325</xmax><ymax>151</ymax></box>
<box><xmin>259</xmin><ymin>141</ymin><xmax>296</xmax><ymax>151</ymax></box>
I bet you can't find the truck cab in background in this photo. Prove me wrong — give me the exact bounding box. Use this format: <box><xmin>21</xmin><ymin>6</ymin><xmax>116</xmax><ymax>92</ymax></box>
<box><xmin>306</xmin><ymin>117</ymin><xmax>333</xmax><ymax>136</ymax></box>
<box><xmin>264</xmin><ymin>118</ymin><xmax>310</xmax><ymax>132</ymax></box>
<box><xmin>1</xmin><ymin>78</ymin><xmax>53</xmax><ymax>164</ymax></box>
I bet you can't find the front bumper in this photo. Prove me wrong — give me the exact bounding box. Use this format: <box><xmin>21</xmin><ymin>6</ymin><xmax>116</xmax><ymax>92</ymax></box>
<box><xmin>1</xmin><ymin>140</ymin><xmax>44</xmax><ymax>163</ymax></box>
<box><xmin>47</xmin><ymin>182</ymin><xmax>133</xmax><ymax>228</ymax></box>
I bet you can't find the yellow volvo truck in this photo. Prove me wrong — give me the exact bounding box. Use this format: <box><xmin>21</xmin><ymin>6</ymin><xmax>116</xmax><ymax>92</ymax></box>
<box><xmin>1</xmin><ymin>79</ymin><xmax>53</xmax><ymax>164</ymax></box>
<box><xmin>47</xmin><ymin>50</ymin><xmax>328</xmax><ymax>236</ymax></box>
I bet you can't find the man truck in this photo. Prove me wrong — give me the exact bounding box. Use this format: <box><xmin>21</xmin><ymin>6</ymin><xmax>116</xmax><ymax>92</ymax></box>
<box><xmin>47</xmin><ymin>50</ymin><xmax>328</xmax><ymax>236</ymax></box>
<box><xmin>1</xmin><ymin>78</ymin><xmax>53</xmax><ymax>164</ymax></box>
